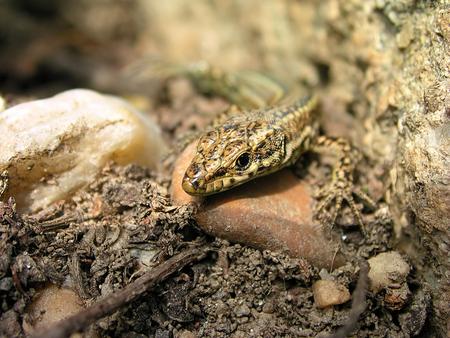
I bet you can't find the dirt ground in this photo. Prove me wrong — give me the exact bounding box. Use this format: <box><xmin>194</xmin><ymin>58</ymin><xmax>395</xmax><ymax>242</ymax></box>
<box><xmin>0</xmin><ymin>79</ymin><xmax>429</xmax><ymax>337</ymax></box>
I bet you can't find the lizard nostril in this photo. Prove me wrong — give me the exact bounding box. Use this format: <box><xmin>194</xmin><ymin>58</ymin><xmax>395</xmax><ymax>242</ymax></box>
<box><xmin>182</xmin><ymin>171</ymin><xmax>205</xmax><ymax>195</ymax></box>
<box><xmin>190</xmin><ymin>177</ymin><xmax>200</xmax><ymax>189</ymax></box>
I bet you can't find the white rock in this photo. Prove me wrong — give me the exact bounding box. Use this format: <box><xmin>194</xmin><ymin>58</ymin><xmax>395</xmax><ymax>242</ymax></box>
<box><xmin>0</xmin><ymin>89</ymin><xmax>166</xmax><ymax>212</ymax></box>
<box><xmin>312</xmin><ymin>280</ymin><xmax>351</xmax><ymax>308</ymax></box>
<box><xmin>368</xmin><ymin>251</ymin><xmax>410</xmax><ymax>293</ymax></box>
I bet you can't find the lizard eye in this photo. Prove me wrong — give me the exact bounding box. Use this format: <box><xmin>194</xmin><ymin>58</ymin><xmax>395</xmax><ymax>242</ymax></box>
<box><xmin>235</xmin><ymin>152</ymin><xmax>251</xmax><ymax>169</ymax></box>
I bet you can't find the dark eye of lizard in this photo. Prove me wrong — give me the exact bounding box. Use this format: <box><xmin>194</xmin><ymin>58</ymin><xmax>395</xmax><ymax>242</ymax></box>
<box><xmin>235</xmin><ymin>152</ymin><xmax>251</xmax><ymax>169</ymax></box>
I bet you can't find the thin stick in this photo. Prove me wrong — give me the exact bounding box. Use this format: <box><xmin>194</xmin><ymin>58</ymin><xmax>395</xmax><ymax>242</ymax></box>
<box><xmin>326</xmin><ymin>260</ymin><xmax>369</xmax><ymax>338</ymax></box>
<box><xmin>32</xmin><ymin>245</ymin><xmax>211</xmax><ymax>338</ymax></box>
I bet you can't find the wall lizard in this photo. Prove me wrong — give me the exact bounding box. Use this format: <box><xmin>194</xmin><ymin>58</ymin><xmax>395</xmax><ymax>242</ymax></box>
<box><xmin>160</xmin><ymin>62</ymin><xmax>376</xmax><ymax>232</ymax></box>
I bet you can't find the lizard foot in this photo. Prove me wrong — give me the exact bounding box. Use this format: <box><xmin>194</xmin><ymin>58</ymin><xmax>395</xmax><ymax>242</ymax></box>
<box><xmin>314</xmin><ymin>174</ymin><xmax>376</xmax><ymax>234</ymax></box>
<box><xmin>0</xmin><ymin>170</ymin><xmax>8</xmax><ymax>198</ymax></box>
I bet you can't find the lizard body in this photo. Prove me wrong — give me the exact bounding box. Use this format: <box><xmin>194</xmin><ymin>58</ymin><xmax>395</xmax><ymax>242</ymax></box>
<box><xmin>162</xmin><ymin>63</ymin><xmax>375</xmax><ymax>230</ymax></box>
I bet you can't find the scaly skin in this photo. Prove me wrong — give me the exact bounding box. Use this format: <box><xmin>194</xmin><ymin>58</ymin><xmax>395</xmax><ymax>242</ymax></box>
<box><xmin>164</xmin><ymin>62</ymin><xmax>375</xmax><ymax>231</ymax></box>
<box><xmin>182</xmin><ymin>96</ymin><xmax>318</xmax><ymax>195</ymax></box>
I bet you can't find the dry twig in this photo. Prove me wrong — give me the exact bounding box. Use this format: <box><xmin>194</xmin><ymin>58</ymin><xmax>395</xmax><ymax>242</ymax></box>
<box><xmin>326</xmin><ymin>260</ymin><xmax>369</xmax><ymax>338</ymax></box>
<box><xmin>32</xmin><ymin>245</ymin><xmax>212</xmax><ymax>338</ymax></box>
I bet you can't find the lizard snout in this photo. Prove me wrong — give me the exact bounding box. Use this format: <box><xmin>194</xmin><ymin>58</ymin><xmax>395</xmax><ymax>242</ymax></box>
<box><xmin>182</xmin><ymin>163</ymin><xmax>207</xmax><ymax>195</ymax></box>
<box><xmin>182</xmin><ymin>175</ymin><xmax>204</xmax><ymax>194</ymax></box>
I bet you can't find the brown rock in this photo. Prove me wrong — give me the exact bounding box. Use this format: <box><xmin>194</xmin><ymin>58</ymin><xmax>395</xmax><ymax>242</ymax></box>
<box><xmin>172</xmin><ymin>142</ymin><xmax>345</xmax><ymax>268</ymax></box>
<box><xmin>171</xmin><ymin>142</ymin><xmax>204</xmax><ymax>206</ymax></box>
<box><xmin>384</xmin><ymin>284</ymin><xmax>411</xmax><ymax>311</ymax></box>
<box><xmin>23</xmin><ymin>284</ymin><xmax>85</xmax><ymax>335</ymax></box>
<box><xmin>312</xmin><ymin>280</ymin><xmax>351</xmax><ymax>309</ymax></box>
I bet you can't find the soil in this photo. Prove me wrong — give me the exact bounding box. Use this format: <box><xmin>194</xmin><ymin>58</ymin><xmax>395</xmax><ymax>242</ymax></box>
<box><xmin>0</xmin><ymin>79</ymin><xmax>430</xmax><ymax>337</ymax></box>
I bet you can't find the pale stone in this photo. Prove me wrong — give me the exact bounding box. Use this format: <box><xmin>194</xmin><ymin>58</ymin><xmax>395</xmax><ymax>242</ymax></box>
<box><xmin>23</xmin><ymin>284</ymin><xmax>84</xmax><ymax>334</ymax></box>
<box><xmin>368</xmin><ymin>251</ymin><xmax>412</xmax><ymax>310</ymax></box>
<box><xmin>312</xmin><ymin>280</ymin><xmax>351</xmax><ymax>308</ymax></box>
<box><xmin>368</xmin><ymin>251</ymin><xmax>410</xmax><ymax>293</ymax></box>
<box><xmin>172</xmin><ymin>142</ymin><xmax>345</xmax><ymax>269</ymax></box>
<box><xmin>0</xmin><ymin>89</ymin><xmax>166</xmax><ymax>212</ymax></box>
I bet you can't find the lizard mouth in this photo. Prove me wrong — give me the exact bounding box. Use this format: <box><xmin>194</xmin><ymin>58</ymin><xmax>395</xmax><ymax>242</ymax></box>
<box><xmin>182</xmin><ymin>174</ymin><xmax>249</xmax><ymax>196</ymax></box>
<box><xmin>182</xmin><ymin>172</ymin><xmax>206</xmax><ymax>195</ymax></box>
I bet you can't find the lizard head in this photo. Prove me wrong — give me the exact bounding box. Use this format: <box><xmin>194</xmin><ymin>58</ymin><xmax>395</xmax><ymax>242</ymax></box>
<box><xmin>182</xmin><ymin>120</ymin><xmax>286</xmax><ymax>196</ymax></box>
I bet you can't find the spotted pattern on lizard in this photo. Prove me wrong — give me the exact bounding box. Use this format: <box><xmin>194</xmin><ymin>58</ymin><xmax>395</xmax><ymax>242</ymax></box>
<box><xmin>182</xmin><ymin>96</ymin><xmax>318</xmax><ymax>195</ymax></box>
<box><xmin>157</xmin><ymin>62</ymin><xmax>376</xmax><ymax>231</ymax></box>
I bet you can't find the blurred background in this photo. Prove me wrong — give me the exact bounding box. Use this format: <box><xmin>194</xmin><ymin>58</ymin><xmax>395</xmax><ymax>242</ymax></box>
<box><xmin>0</xmin><ymin>0</ymin><xmax>330</xmax><ymax>97</ymax></box>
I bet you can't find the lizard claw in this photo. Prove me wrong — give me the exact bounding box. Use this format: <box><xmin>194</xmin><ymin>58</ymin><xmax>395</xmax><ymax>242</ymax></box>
<box><xmin>314</xmin><ymin>175</ymin><xmax>376</xmax><ymax>234</ymax></box>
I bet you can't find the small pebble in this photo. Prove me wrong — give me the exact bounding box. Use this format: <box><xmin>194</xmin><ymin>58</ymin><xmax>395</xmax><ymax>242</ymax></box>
<box><xmin>262</xmin><ymin>302</ymin><xmax>274</xmax><ymax>314</ymax></box>
<box><xmin>312</xmin><ymin>279</ymin><xmax>351</xmax><ymax>308</ymax></box>
<box><xmin>22</xmin><ymin>284</ymin><xmax>84</xmax><ymax>335</ymax></box>
<box><xmin>172</xmin><ymin>142</ymin><xmax>345</xmax><ymax>269</ymax></box>
<box><xmin>234</xmin><ymin>303</ymin><xmax>251</xmax><ymax>317</ymax></box>
<box><xmin>368</xmin><ymin>251</ymin><xmax>410</xmax><ymax>293</ymax></box>
<box><xmin>0</xmin><ymin>277</ymin><xmax>13</xmax><ymax>291</ymax></box>
<box><xmin>368</xmin><ymin>251</ymin><xmax>411</xmax><ymax>310</ymax></box>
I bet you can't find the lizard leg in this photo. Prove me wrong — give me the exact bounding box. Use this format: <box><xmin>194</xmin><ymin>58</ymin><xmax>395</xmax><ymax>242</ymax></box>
<box><xmin>312</xmin><ymin>136</ymin><xmax>376</xmax><ymax>233</ymax></box>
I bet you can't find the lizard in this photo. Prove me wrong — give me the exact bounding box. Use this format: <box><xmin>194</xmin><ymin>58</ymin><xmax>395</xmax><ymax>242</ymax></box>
<box><xmin>152</xmin><ymin>61</ymin><xmax>376</xmax><ymax>231</ymax></box>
